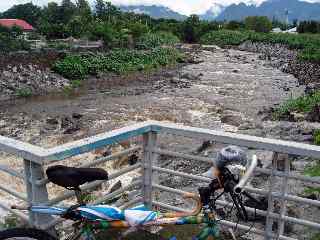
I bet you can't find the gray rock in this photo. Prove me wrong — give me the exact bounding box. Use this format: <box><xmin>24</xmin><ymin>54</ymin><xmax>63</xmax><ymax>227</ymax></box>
<box><xmin>221</xmin><ymin>113</ymin><xmax>243</xmax><ymax>127</ymax></box>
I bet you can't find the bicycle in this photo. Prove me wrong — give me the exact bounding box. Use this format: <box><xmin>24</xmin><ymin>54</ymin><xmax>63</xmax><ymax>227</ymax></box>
<box><xmin>0</xmin><ymin>146</ymin><xmax>261</xmax><ymax>240</ymax></box>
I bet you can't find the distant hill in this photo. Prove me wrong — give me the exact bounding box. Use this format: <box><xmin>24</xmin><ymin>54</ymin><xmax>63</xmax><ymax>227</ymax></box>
<box><xmin>119</xmin><ymin>5</ymin><xmax>187</xmax><ymax>21</ymax></box>
<box><xmin>216</xmin><ymin>0</ymin><xmax>320</xmax><ymax>22</ymax></box>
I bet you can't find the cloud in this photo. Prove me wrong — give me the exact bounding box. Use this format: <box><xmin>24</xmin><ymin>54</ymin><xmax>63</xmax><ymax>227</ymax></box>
<box><xmin>1</xmin><ymin>0</ymin><xmax>320</xmax><ymax>15</ymax></box>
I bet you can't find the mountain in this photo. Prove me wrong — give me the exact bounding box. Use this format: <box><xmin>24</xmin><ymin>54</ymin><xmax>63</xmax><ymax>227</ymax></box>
<box><xmin>216</xmin><ymin>0</ymin><xmax>320</xmax><ymax>22</ymax></box>
<box><xmin>119</xmin><ymin>5</ymin><xmax>187</xmax><ymax>21</ymax></box>
<box><xmin>200</xmin><ymin>3</ymin><xmax>226</xmax><ymax>21</ymax></box>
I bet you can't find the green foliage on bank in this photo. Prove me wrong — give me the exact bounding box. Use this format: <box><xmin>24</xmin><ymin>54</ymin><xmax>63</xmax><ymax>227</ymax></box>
<box><xmin>136</xmin><ymin>32</ymin><xmax>180</xmax><ymax>49</ymax></box>
<box><xmin>53</xmin><ymin>47</ymin><xmax>183</xmax><ymax>79</ymax></box>
<box><xmin>273</xmin><ymin>91</ymin><xmax>320</xmax><ymax>119</ymax></box>
<box><xmin>200</xmin><ymin>30</ymin><xmax>320</xmax><ymax>63</ymax></box>
<box><xmin>0</xmin><ymin>26</ymin><xmax>30</xmax><ymax>52</ymax></box>
<box><xmin>314</xmin><ymin>129</ymin><xmax>320</xmax><ymax>146</ymax></box>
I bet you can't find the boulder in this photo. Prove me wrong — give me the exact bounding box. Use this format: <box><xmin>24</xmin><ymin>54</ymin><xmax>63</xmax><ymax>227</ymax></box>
<box><xmin>221</xmin><ymin>113</ymin><xmax>243</xmax><ymax>127</ymax></box>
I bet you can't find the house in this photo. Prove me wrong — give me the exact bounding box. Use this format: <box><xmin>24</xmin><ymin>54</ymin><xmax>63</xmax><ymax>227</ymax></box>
<box><xmin>272</xmin><ymin>27</ymin><xmax>283</xmax><ymax>33</ymax></box>
<box><xmin>0</xmin><ymin>19</ymin><xmax>34</xmax><ymax>39</ymax></box>
<box><xmin>284</xmin><ymin>27</ymin><xmax>297</xmax><ymax>34</ymax></box>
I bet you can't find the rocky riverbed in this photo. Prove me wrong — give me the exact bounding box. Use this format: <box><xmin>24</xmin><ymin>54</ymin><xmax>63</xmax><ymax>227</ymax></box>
<box><xmin>0</xmin><ymin>46</ymin><xmax>319</xmax><ymax>239</ymax></box>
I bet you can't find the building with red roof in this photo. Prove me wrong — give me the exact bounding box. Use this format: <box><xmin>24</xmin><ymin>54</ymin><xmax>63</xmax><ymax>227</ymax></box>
<box><xmin>0</xmin><ymin>19</ymin><xmax>34</xmax><ymax>31</ymax></box>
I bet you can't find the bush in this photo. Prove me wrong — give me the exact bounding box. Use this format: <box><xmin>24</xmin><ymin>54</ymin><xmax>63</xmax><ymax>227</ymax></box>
<box><xmin>274</xmin><ymin>91</ymin><xmax>320</xmax><ymax>119</ymax></box>
<box><xmin>16</xmin><ymin>88</ymin><xmax>32</xmax><ymax>97</ymax></box>
<box><xmin>136</xmin><ymin>32</ymin><xmax>180</xmax><ymax>49</ymax></box>
<box><xmin>200</xmin><ymin>30</ymin><xmax>320</xmax><ymax>62</ymax></box>
<box><xmin>200</xmin><ymin>30</ymin><xmax>248</xmax><ymax>46</ymax></box>
<box><xmin>0</xmin><ymin>31</ymin><xmax>30</xmax><ymax>52</ymax></box>
<box><xmin>54</xmin><ymin>47</ymin><xmax>183</xmax><ymax>79</ymax></box>
<box><xmin>245</xmin><ymin>16</ymin><xmax>272</xmax><ymax>33</ymax></box>
<box><xmin>314</xmin><ymin>130</ymin><xmax>320</xmax><ymax>146</ymax></box>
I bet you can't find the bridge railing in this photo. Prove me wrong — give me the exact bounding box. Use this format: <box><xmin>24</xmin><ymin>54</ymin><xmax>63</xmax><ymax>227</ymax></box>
<box><xmin>0</xmin><ymin>120</ymin><xmax>319</xmax><ymax>240</ymax></box>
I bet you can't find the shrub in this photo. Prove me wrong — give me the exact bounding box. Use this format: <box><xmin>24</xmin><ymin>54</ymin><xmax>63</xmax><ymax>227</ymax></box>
<box><xmin>200</xmin><ymin>30</ymin><xmax>248</xmax><ymax>46</ymax></box>
<box><xmin>16</xmin><ymin>88</ymin><xmax>32</xmax><ymax>97</ymax></box>
<box><xmin>136</xmin><ymin>32</ymin><xmax>180</xmax><ymax>49</ymax></box>
<box><xmin>274</xmin><ymin>91</ymin><xmax>320</xmax><ymax>119</ymax></box>
<box><xmin>245</xmin><ymin>16</ymin><xmax>272</xmax><ymax>33</ymax></box>
<box><xmin>54</xmin><ymin>47</ymin><xmax>182</xmax><ymax>79</ymax></box>
<box><xmin>0</xmin><ymin>33</ymin><xmax>30</xmax><ymax>52</ymax></box>
<box><xmin>314</xmin><ymin>129</ymin><xmax>320</xmax><ymax>146</ymax></box>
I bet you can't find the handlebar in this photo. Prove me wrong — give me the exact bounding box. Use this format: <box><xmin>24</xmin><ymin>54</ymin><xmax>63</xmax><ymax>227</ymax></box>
<box><xmin>234</xmin><ymin>155</ymin><xmax>257</xmax><ymax>194</ymax></box>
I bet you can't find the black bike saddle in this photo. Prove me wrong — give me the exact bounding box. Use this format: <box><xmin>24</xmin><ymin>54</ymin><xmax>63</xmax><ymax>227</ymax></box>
<box><xmin>46</xmin><ymin>165</ymin><xmax>109</xmax><ymax>190</ymax></box>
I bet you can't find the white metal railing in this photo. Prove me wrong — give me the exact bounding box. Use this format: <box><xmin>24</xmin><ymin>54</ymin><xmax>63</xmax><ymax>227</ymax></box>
<box><xmin>0</xmin><ymin>120</ymin><xmax>319</xmax><ymax>240</ymax></box>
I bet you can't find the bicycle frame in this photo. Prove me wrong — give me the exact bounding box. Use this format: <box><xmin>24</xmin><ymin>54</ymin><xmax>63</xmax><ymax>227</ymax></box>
<box><xmin>66</xmin><ymin>213</ymin><xmax>220</xmax><ymax>240</ymax></box>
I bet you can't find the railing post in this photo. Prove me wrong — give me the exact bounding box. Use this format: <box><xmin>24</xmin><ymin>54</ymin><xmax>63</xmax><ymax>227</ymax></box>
<box><xmin>24</xmin><ymin>159</ymin><xmax>54</xmax><ymax>228</ymax></box>
<box><xmin>277</xmin><ymin>157</ymin><xmax>290</xmax><ymax>238</ymax></box>
<box><xmin>265</xmin><ymin>153</ymin><xmax>278</xmax><ymax>240</ymax></box>
<box><xmin>142</xmin><ymin>131</ymin><xmax>158</xmax><ymax>209</ymax></box>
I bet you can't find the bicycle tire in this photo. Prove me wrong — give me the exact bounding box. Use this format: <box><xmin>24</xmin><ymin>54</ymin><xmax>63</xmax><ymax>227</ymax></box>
<box><xmin>0</xmin><ymin>228</ymin><xmax>57</xmax><ymax>240</ymax></box>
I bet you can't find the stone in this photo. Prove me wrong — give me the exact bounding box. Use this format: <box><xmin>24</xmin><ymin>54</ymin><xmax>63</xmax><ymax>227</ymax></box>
<box><xmin>72</xmin><ymin>113</ymin><xmax>83</xmax><ymax>119</ymax></box>
<box><xmin>0</xmin><ymin>120</ymin><xmax>6</xmax><ymax>129</ymax></box>
<box><xmin>46</xmin><ymin>117</ymin><xmax>59</xmax><ymax>125</ymax></box>
<box><xmin>220</xmin><ymin>113</ymin><xmax>243</xmax><ymax>127</ymax></box>
<box><xmin>306</xmin><ymin>104</ymin><xmax>320</xmax><ymax>122</ymax></box>
<box><xmin>292</xmin><ymin>112</ymin><xmax>305</xmax><ymax>122</ymax></box>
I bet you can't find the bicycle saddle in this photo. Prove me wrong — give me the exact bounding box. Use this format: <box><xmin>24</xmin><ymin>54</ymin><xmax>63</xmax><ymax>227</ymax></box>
<box><xmin>46</xmin><ymin>165</ymin><xmax>109</xmax><ymax>190</ymax></box>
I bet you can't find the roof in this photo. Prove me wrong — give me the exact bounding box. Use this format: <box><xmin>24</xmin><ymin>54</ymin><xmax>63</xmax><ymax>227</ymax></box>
<box><xmin>0</xmin><ymin>19</ymin><xmax>34</xmax><ymax>31</ymax></box>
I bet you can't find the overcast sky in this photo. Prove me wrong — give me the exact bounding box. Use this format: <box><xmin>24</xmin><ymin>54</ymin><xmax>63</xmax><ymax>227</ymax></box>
<box><xmin>1</xmin><ymin>0</ymin><xmax>320</xmax><ymax>15</ymax></box>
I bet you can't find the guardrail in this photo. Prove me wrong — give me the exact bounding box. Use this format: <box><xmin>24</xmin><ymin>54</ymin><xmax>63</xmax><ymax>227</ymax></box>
<box><xmin>0</xmin><ymin>120</ymin><xmax>320</xmax><ymax>239</ymax></box>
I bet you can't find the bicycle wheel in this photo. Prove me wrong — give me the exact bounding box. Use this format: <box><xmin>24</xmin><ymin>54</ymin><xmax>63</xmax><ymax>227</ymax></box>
<box><xmin>0</xmin><ymin>228</ymin><xmax>57</xmax><ymax>240</ymax></box>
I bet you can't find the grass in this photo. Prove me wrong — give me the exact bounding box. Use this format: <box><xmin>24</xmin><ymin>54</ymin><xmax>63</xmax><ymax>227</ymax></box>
<box><xmin>16</xmin><ymin>88</ymin><xmax>32</xmax><ymax>98</ymax></box>
<box><xmin>200</xmin><ymin>30</ymin><xmax>320</xmax><ymax>63</ymax></box>
<box><xmin>314</xmin><ymin>130</ymin><xmax>320</xmax><ymax>146</ymax></box>
<box><xmin>304</xmin><ymin>161</ymin><xmax>320</xmax><ymax>196</ymax></box>
<box><xmin>54</xmin><ymin>47</ymin><xmax>183</xmax><ymax>79</ymax></box>
<box><xmin>273</xmin><ymin>91</ymin><xmax>320</xmax><ymax>119</ymax></box>
<box><xmin>63</xmin><ymin>79</ymin><xmax>83</xmax><ymax>95</ymax></box>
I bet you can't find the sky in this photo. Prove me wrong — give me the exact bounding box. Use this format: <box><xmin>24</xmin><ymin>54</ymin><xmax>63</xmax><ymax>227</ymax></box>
<box><xmin>1</xmin><ymin>0</ymin><xmax>320</xmax><ymax>15</ymax></box>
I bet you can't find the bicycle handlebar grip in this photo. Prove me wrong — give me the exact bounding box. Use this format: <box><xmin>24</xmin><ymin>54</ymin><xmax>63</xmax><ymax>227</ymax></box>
<box><xmin>234</xmin><ymin>155</ymin><xmax>257</xmax><ymax>194</ymax></box>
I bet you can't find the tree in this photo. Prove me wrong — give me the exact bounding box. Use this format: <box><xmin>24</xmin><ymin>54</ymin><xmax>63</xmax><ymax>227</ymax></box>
<box><xmin>61</xmin><ymin>0</ymin><xmax>77</xmax><ymax>24</ymax></box>
<box><xmin>182</xmin><ymin>15</ymin><xmax>201</xmax><ymax>43</ymax></box>
<box><xmin>245</xmin><ymin>16</ymin><xmax>272</xmax><ymax>33</ymax></box>
<box><xmin>225</xmin><ymin>20</ymin><xmax>243</xmax><ymax>30</ymax></box>
<box><xmin>95</xmin><ymin>0</ymin><xmax>106</xmax><ymax>19</ymax></box>
<box><xmin>1</xmin><ymin>3</ymin><xmax>42</xmax><ymax>27</ymax></box>
<box><xmin>76</xmin><ymin>0</ymin><xmax>92</xmax><ymax>23</ymax></box>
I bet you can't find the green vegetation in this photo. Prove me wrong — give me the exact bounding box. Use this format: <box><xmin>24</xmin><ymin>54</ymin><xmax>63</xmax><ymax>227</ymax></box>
<box><xmin>244</xmin><ymin>16</ymin><xmax>272</xmax><ymax>33</ymax></box>
<box><xmin>273</xmin><ymin>91</ymin><xmax>320</xmax><ymax>119</ymax></box>
<box><xmin>54</xmin><ymin>47</ymin><xmax>182</xmax><ymax>79</ymax></box>
<box><xmin>305</xmin><ymin>161</ymin><xmax>320</xmax><ymax>177</ymax></box>
<box><xmin>16</xmin><ymin>88</ymin><xmax>33</xmax><ymax>98</ymax></box>
<box><xmin>0</xmin><ymin>26</ymin><xmax>30</xmax><ymax>52</ymax></box>
<box><xmin>201</xmin><ymin>30</ymin><xmax>320</xmax><ymax>63</ymax></box>
<box><xmin>314</xmin><ymin>130</ymin><xmax>320</xmax><ymax>146</ymax></box>
<box><xmin>311</xmin><ymin>233</ymin><xmax>320</xmax><ymax>240</ymax></box>
<box><xmin>298</xmin><ymin>21</ymin><xmax>320</xmax><ymax>34</ymax></box>
<box><xmin>201</xmin><ymin>30</ymin><xmax>248</xmax><ymax>46</ymax></box>
<box><xmin>303</xmin><ymin>161</ymin><xmax>320</xmax><ymax>200</ymax></box>
<box><xmin>0</xmin><ymin>214</ymin><xmax>19</xmax><ymax>229</ymax></box>
<box><xmin>136</xmin><ymin>32</ymin><xmax>180</xmax><ymax>49</ymax></box>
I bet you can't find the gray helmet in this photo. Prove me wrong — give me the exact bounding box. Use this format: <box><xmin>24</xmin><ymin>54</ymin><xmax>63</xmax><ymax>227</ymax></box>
<box><xmin>215</xmin><ymin>146</ymin><xmax>247</xmax><ymax>170</ymax></box>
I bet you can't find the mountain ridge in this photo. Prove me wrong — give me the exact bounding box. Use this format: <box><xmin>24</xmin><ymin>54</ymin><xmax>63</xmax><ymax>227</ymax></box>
<box><xmin>118</xmin><ymin>0</ymin><xmax>320</xmax><ymax>22</ymax></box>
